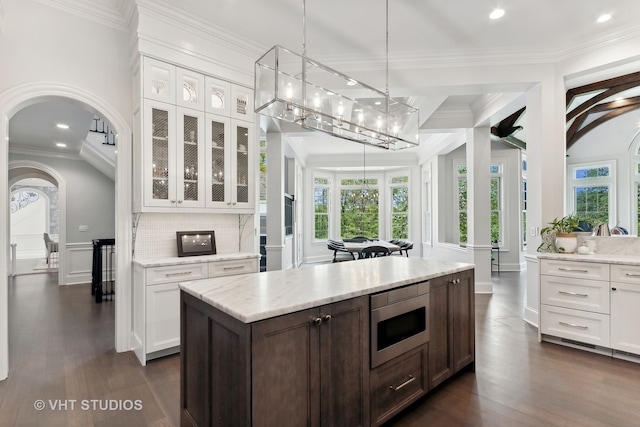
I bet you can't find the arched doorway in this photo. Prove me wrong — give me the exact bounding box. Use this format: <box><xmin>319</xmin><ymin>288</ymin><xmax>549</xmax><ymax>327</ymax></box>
<box><xmin>9</xmin><ymin>163</ymin><xmax>66</xmax><ymax>281</ymax></box>
<box><xmin>0</xmin><ymin>83</ymin><xmax>133</xmax><ymax>381</ymax></box>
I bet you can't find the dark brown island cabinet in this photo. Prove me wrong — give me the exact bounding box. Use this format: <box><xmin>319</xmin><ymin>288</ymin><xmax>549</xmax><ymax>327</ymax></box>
<box><xmin>180</xmin><ymin>264</ymin><xmax>475</xmax><ymax>427</ymax></box>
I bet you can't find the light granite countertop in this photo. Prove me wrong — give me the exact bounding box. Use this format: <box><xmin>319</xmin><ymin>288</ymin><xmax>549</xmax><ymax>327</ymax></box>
<box><xmin>133</xmin><ymin>252</ymin><xmax>260</xmax><ymax>268</ymax></box>
<box><xmin>179</xmin><ymin>257</ymin><xmax>474</xmax><ymax>323</ymax></box>
<box><xmin>537</xmin><ymin>252</ymin><xmax>640</xmax><ymax>266</ymax></box>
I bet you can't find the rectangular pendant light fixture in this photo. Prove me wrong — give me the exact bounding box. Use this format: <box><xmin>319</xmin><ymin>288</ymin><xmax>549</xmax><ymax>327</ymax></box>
<box><xmin>254</xmin><ymin>45</ymin><xmax>420</xmax><ymax>150</ymax></box>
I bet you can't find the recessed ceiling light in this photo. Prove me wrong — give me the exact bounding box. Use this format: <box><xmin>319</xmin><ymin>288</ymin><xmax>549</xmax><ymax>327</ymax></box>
<box><xmin>56</xmin><ymin>123</ymin><xmax>69</xmax><ymax>129</ymax></box>
<box><xmin>597</xmin><ymin>14</ymin><xmax>611</xmax><ymax>23</ymax></box>
<box><xmin>489</xmin><ymin>8</ymin><xmax>505</xmax><ymax>20</ymax></box>
<box><xmin>55</xmin><ymin>142</ymin><xmax>67</xmax><ymax>148</ymax></box>
<box><xmin>347</xmin><ymin>80</ymin><xmax>358</xmax><ymax>86</ymax></box>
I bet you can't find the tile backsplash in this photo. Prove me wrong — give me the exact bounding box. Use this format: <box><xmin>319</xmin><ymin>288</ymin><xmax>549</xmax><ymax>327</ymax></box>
<box><xmin>134</xmin><ymin>213</ymin><xmax>241</xmax><ymax>259</ymax></box>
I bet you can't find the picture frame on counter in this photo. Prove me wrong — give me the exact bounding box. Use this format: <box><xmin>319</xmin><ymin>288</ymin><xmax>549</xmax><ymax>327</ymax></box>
<box><xmin>176</xmin><ymin>231</ymin><xmax>216</xmax><ymax>257</ymax></box>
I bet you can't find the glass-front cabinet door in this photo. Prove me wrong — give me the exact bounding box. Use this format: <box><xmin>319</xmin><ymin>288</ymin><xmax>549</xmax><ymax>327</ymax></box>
<box><xmin>233</xmin><ymin>121</ymin><xmax>254</xmax><ymax>209</ymax></box>
<box><xmin>205</xmin><ymin>114</ymin><xmax>231</xmax><ymax>209</ymax></box>
<box><xmin>205</xmin><ymin>114</ymin><xmax>254</xmax><ymax>211</ymax></box>
<box><xmin>144</xmin><ymin>100</ymin><xmax>176</xmax><ymax>207</ymax></box>
<box><xmin>177</xmin><ymin>107</ymin><xmax>205</xmax><ymax>208</ymax></box>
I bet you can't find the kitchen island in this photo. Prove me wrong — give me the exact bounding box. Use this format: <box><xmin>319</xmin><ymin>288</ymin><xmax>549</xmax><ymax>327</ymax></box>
<box><xmin>179</xmin><ymin>257</ymin><xmax>475</xmax><ymax>426</ymax></box>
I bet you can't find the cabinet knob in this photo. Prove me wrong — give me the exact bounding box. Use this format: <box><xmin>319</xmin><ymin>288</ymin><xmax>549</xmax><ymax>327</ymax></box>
<box><xmin>178</xmin><ymin>199</ymin><xmax>183</xmax><ymax>204</ymax></box>
<box><xmin>611</xmin><ymin>287</ymin><xmax>617</xmax><ymax>291</ymax></box>
<box><xmin>312</xmin><ymin>317</ymin><xmax>322</xmax><ymax>326</ymax></box>
<box><xmin>323</xmin><ymin>314</ymin><xmax>332</xmax><ymax>323</ymax></box>
<box><xmin>171</xmin><ymin>199</ymin><xmax>176</xmax><ymax>203</ymax></box>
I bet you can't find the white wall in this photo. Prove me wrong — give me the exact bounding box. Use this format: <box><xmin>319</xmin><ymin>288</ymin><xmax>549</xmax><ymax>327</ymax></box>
<box><xmin>9</xmin><ymin>153</ymin><xmax>116</xmax><ymax>243</ymax></box>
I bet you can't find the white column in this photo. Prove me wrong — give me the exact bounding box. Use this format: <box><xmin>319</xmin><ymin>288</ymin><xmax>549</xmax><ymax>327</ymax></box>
<box><xmin>524</xmin><ymin>74</ymin><xmax>566</xmax><ymax>327</ymax></box>
<box><xmin>466</xmin><ymin>127</ymin><xmax>493</xmax><ymax>293</ymax></box>
<box><xmin>265</xmin><ymin>132</ymin><xmax>285</xmax><ymax>271</ymax></box>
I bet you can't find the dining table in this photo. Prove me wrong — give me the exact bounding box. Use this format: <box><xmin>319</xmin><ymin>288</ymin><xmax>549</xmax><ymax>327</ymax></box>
<box><xmin>342</xmin><ymin>240</ymin><xmax>401</xmax><ymax>258</ymax></box>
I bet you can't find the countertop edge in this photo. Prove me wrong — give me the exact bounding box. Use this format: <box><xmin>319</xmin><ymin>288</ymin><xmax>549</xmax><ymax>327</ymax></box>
<box><xmin>133</xmin><ymin>252</ymin><xmax>260</xmax><ymax>267</ymax></box>
<box><xmin>179</xmin><ymin>259</ymin><xmax>474</xmax><ymax>324</ymax></box>
<box><xmin>537</xmin><ymin>252</ymin><xmax>640</xmax><ymax>266</ymax></box>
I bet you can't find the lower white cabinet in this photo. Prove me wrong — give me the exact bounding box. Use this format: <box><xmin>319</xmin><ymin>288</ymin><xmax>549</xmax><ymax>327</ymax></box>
<box><xmin>133</xmin><ymin>254</ymin><xmax>259</xmax><ymax>365</ymax></box>
<box><xmin>611</xmin><ymin>264</ymin><xmax>640</xmax><ymax>356</ymax></box>
<box><xmin>540</xmin><ymin>258</ymin><xmax>640</xmax><ymax>362</ymax></box>
<box><xmin>146</xmin><ymin>282</ymin><xmax>181</xmax><ymax>354</ymax></box>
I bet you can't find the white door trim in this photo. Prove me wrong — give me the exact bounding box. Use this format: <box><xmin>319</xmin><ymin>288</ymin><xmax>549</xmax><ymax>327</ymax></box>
<box><xmin>0</xmin><ymin>82</ymin><xmax>133</xmax><ymax>381</ymax></box>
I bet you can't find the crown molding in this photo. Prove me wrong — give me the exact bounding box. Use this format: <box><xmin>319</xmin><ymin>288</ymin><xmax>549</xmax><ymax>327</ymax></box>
<box><xmin>33</xmin><ymin>0</ymin><xmax>129</xmax><ymax>32</ymax></box>
<box><xmin>136</xmin><ymin>0</ymin><xmax>264</xmax><ymax>57</ymax></box>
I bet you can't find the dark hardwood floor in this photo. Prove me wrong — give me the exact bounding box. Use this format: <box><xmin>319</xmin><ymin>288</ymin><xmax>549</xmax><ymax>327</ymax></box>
<box><xmin>0</xmin><ymin>270</ymin><xmax>638</xmax><ymax>426</ymax></box>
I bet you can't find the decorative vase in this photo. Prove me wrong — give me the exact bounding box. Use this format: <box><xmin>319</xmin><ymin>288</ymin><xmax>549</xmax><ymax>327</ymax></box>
<box><xmin>555</xmin><ymin>232</ymin><xmax>578</xmax><ymax>253</ymax></box>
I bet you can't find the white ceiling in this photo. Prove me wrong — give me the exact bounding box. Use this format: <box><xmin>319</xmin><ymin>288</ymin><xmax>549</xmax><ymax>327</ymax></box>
<box><xmin>8</xmin><ymin>0</ymin><xmax>640</xmax><ymax>158</ymax></box>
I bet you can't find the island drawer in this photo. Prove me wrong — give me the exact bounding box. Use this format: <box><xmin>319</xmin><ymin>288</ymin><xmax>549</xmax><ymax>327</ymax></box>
<box><xmin>540</xmin><ymin>275</ymin><xmax>610</xmax><ymax>314</ymax></box>
<box><xmin>145</xmin><ymin>263</ymin><xmax>208</xmax><ymax>286</ymax></box>
<box><xmin>209</xmin><ymin>258</ymin><xmax>258</xmax><ymax>277</ymax></box>
<box><xmin>540</xmin><ymin>304</ymin><xmax>610</xmax><ymax>347</ymax></box>
<box><xmin>370</xmin><ymin>344</ymin><xmax>428</xmax><ymax>426</ymax></box>
<box><xmin>540</xmin><ymin>259</ymin><xmax>609</xmax><ymax>281</ymax></box>
<box><xmin>611</xmin><ymin>264</ymin><xmax>640</xmax><ymax>285</ymax></box>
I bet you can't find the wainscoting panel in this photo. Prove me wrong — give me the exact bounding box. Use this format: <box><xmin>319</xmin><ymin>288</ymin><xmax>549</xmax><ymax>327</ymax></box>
<box><xmin>65</xmin><ymin>243</ymin><xmax>93</xmax><ymax>285</ymax></box>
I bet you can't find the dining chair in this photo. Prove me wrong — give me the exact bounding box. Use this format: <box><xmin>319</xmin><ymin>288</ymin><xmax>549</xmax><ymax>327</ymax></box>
<box><xmin>327</xmin><ymin>239</ymin><xmax>356</xmax><ymax>263</ymax></box>
<box><xmin>360</xmin><ymin>245</ymin><xmax>391</xmax><ymax>259</ymax></box>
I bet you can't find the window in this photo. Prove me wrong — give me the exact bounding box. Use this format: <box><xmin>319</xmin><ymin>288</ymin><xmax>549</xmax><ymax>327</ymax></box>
<box><xmin>340</xmin><ymin>177</ymin><xmax>379</xmax><ymax>238</ymax></box>
<box><xmin>313</xmin><ymin>176</ymin><xmax>330</xmax><ymax>240</ymax></box>
<box><xmin>569</xmin><ymin>162</ymin><xmax>613</xmax><ymax>225</ymax></box>
<box><xmin>390</xmin><ymin>175</ymin><xmax>409</xmax><ymax>239</ymax></box>
<box><xmin>455</xmin><ymin>163</ymin><xmax>503</xmax><ymax>245</ymax></box>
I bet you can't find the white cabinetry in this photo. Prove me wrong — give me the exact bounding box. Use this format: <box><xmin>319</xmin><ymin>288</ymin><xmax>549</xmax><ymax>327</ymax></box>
<box><xmin>133</xmin><ymin>254</ymin><xmax>259</xmax><ymax>365</ymax></box>
<box><xmin>205</xmin><ymin>114</ymin><xmax>254</xmax><ymax>210</ymax></box>
<box><xmin>540</xmin><ymin>259</ymin><xmax>611</xmax><ymax>350</ymax></box>
<box><xmin>142</xmin><ymin>101</ymin><xmax>206</xmax><ymax>209</ymax></box>
<box><xmin>136</xmin><ymin>56</ymin><xmax>255</xmax><ymax>213</ymax></box>
<box><xmin>540</xmin><ymin>257</ymin><xmax>640</xmax><ymax>362</ymax></box>
<box><xmin>610</xmin><ymin>264</ymin><xmax>640</xmax><ymax>356</ymax></box>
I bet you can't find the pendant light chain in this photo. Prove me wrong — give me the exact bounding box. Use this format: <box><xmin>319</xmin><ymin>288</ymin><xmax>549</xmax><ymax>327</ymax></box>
<box><xmin>302</xmin><ymin>0</ymin><xmax>307</xmax><ymax>58</ymax></box>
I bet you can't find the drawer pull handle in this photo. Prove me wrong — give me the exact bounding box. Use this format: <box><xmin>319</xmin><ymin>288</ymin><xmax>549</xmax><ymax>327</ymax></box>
<box><xmin>223</xmin><ymin>266</ymin><xmax>246</xmax><ymax>271</ymax></box>
<box><xmin>625</xmin><ymin>273</ymin><xmax>640</xmax><ymax>277</ymax></box>
<box><xmin>558</xmin><ymin>290</ymin><xmax>588</xmax><ymax>297</ymax></box>
<box><xmin>558</xmin><ymin>321</ymin><xmax>588</xmax><ymax>330</ymax></box>
<box><xmin>558</xmin><ymin>267</ymin><xmax>589</xmax><ymax>273</ymax></box>
<box><xmin>165</xmin><ymin>271</ymin><xmax>193</xmax><ymax>277</ymax></box>
<box><xmin>389</xmin><ymin>375</ymin><xmax>415</xmax><ymax>392</ymax></box>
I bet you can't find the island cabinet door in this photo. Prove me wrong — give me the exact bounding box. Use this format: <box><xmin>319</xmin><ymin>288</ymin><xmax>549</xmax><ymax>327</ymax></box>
<box><xmin>428</xmin><ymin>269</ymin><xmax>475</xmax><ymax>389</ymax></box>
<box><xmin>252</xmin><ymin>307</ymin><xmax>321</xmax><ymax>427</ymax></box>
<box><xmin>428</xmin><ymin>275</ymin><xmax>452</xmax><ymax>389</ymax></box>
<box><xmin>251</xmin><ymin>296</ymin><xmax>369</xmax><ymax>427</ymax></box>
<box><xmin>450</xmin><ymin>269</ymin><xmax>475</xmax><ymax>373</ymax></box>
<box><xmin>318</xmin><ymin>296</ymin><xmax>370</xmax><ymax>427</ymax></box>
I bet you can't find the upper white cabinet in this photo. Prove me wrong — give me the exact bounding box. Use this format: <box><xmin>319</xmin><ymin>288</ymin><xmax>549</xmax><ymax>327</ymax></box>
<box><xmin>177</xmin><ymin>67</ymin><xmax>205</xmax><ymax>110</ymax></box>
<box><xmin>143</xmin><ymin>57</ymin><xmax>176</xmax><ymax>103</ymax></box>
<box><xmin>136</xmin><ymin>57</ymin><xmax>255</xmax><ymax>213</ymax></box>
<box><xmin>205</xmin><ymin>114</ymin><xmax>254</xmax><ymax>210</ymax></box>
<box><xmin>142</xmin><ymin>101</ymin><xmax>206</xmax><ymax>209</ymax></box>
<box><xmin>205</xmin><ymin>76</ymin><xmax>231</xmax><ymax>116</ymax></box>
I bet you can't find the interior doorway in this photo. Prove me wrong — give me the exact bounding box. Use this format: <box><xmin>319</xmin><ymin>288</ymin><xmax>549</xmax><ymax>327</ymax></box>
<box><xmin>1</xmin><ymin>84</ymin><xmax>133</xmax><ymax>381</ymax></box>
<box><xmin>10</xmin><ymin>178</ymin><xmax>59</xmax><ymax>275</ymax></box>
